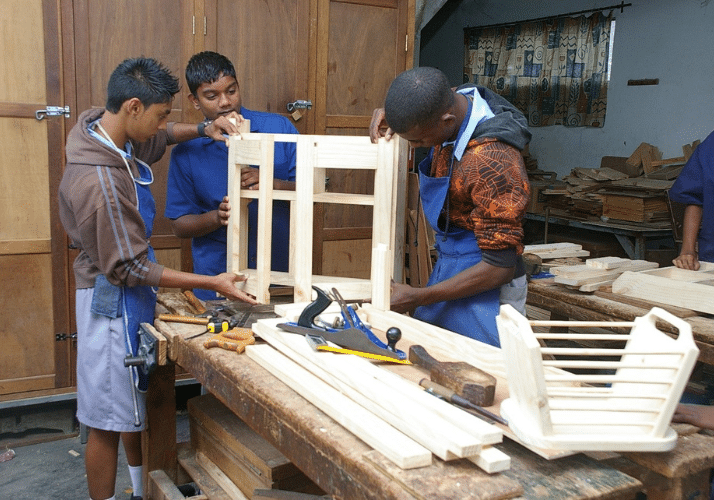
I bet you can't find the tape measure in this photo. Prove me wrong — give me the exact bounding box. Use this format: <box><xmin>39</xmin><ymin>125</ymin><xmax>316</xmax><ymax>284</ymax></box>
<box><xmin>207</xmin><ymin>318</ymin><xmax>231</xmax><ymax>333</ymax></box>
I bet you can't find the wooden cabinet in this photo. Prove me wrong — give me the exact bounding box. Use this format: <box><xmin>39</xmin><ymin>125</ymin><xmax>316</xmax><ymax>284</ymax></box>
<box><xmin>0</xmin><ymin>0</ymin><xmax>413</xmax><ymax>399</ymax></box>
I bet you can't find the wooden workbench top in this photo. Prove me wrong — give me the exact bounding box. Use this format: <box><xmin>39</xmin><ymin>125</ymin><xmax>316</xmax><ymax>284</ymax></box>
<box><xmin>150</xmin><ymin>294</ymin><xmax>643</xmax><ymax>500</ymax></box>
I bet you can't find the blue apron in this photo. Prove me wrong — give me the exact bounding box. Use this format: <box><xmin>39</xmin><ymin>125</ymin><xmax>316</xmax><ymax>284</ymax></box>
<box><xmin>90</xmin><ymin>158</ymin><xmax>157</xmax><ymax>394</ymax></box>
<box><xmin>122</xmin><ymin>158</ymin><xmax>158</xmax><ymax>393</ymax></box>
<box><xmin>412</xmin><ymin>150</ymin><xmax>501</xmax><ymax>347</ymax></box>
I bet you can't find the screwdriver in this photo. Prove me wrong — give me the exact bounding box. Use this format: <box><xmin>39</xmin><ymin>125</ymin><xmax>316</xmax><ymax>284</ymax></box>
<box><xmin>420</xmin><ymin>378</ymin><xmax>508</xmax><ymax>426</ymax></box>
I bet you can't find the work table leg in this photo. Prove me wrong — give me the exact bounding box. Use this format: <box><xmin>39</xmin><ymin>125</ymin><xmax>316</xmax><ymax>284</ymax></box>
<box><xmin>142</xmin><ymin>364</ymin><xmax>177</xmax><ymax>497</ymax></box>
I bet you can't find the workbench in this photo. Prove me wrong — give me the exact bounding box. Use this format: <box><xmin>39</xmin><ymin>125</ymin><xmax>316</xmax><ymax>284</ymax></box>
<box><xmin>142</xmin><ymin>293</ymin><xmax>650</xmax><ymax>500</ymax></box>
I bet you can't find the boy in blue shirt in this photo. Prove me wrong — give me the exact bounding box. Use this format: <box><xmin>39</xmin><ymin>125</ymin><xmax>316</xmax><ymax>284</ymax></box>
<box><xmin>166</xmin><ymin>51</ymin><xmax>298</xmax><ymax>300</ymax></box>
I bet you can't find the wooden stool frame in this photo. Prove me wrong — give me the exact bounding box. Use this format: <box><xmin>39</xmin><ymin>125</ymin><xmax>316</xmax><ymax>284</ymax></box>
<box><xmin>227</xmin><ymin>133</ymin><xmax>407</xmax><ymax>308</ymax></box>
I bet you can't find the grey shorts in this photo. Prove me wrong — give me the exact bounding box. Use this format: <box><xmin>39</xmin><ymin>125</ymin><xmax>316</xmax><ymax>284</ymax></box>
<box><xmin>75</xmin><ymin>288</ymin><xmax>146</xmax><ymax>432</ymax></box>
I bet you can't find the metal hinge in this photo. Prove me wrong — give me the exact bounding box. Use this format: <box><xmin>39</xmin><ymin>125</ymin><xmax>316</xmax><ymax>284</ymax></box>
<box><xmin>35</xmin><ymin>105</ymin><xmax>70</xmax><ymax>121</ymax></box>
<box><xmin>192</xmin><ymin>15</ymin><xmax>207</xmax><ymax>35</ymax></box>
<box><xmin>56</xmin><ymin>332</ymin><xmax>77</xmax><ymax>341</ymax></box>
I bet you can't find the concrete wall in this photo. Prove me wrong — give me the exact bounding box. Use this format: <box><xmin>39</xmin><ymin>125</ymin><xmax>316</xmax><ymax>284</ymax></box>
<box><xmin>419</xmin><ymin>0</ymin><xmax>714</xmax><ymax>178</ymax></box>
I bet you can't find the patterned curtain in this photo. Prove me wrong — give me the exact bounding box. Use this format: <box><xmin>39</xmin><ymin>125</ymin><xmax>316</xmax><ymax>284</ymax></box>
<box><xmin>464</xmin><ymin>11</ymin><xmax>613</xmax><ymax>128</ymax></box>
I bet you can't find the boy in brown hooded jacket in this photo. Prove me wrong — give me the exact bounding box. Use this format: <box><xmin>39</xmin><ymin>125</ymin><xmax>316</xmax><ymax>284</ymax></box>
<box><xmin>59</xmin><ymin>57</ymin><xmax>256</xmax><ymax>500</ymax></box>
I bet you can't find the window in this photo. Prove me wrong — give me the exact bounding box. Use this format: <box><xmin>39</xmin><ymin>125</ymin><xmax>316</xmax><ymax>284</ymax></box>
<box><xmin>464</xmin><ymin>11</ymin><xmax>614</xmax><ymax>128</ymax></box>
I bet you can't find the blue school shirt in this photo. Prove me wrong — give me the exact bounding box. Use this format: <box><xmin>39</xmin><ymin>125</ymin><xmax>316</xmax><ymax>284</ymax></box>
<box><xmin>669</xmin><ymin>130</ymin><xmax>714</xmax><ymax>263</ymax></box>
<box><xmin>165</xmin><ymin>107</ymin><xmax>298</xmax><ymax>300</ymax></box>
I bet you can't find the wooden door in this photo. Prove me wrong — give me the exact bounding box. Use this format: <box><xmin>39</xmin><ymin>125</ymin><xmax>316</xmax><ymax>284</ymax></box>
<box><xmin>210</xmin><ymin>0</ymin><xmax>413</xmax><ymax>279</ymax></box>
<box><xmin>312</xmin><ymin>0</ymin><xmax>413</xmax><ymax>279</ymax></box>
<box><xmin>0</xmin><ymin>0</ymin><xmax>69</xmax><ymax>397</ymax></box>
<box><xmin>208</xmin><ymin>0</ymin><xmax>312</xmax><ymax>134</ymax></box>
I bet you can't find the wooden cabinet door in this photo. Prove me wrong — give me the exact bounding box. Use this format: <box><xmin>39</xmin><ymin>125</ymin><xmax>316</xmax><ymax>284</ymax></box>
<box><xmin>0</xmin><ymin>0</ymin><xmax>69</xmax><ymax>396</ymax></box>
<box><xmin>312</xmin><ymin>0</ymin><xmax>412</xmax><ymax>278</ymax></box>
<box><xmin>209</xmin><ymin>0</ymin><xmax>413</xmax><ymax>279</ymax></box>
<box><xmin>69</xmin><ymin>0</ymin><xmax>195</xmax><ymax>246</ymax></box>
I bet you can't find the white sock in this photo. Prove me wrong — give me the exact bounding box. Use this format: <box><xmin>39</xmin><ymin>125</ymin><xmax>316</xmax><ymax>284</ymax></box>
<box><xmin>128</xmin><ymin>464</ymin><xmax>143</xmax><ymax>497</ymax></box>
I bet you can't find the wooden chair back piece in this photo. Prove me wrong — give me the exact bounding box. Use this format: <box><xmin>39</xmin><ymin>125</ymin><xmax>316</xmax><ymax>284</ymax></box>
<box><xmin>497</xmin><ymin>304</ymin><xmax>699</xmax><ymax>452</ymax></box>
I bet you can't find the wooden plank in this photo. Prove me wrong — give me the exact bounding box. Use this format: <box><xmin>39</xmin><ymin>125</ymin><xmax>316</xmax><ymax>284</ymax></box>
<box><xmin>593</xmin><ymin>290</ymin><xmax>700</xmax><ymax>318</ymax></box>
<box><xmin>142</xmin><ymin>322</ymin><xmax>168</xmax><ymax>366</ymax></box>
<box><xmin>523</xmin><ymin>243</ymin><xmax>591</xmax><ymax>260</ymax></box>
<box><xmin>553</xmin><ymin>261</ymin><xmax>659</xmax><ymax>286</ymax></box>
<box><xmin>613</xmin><ymin>271</ymin><xmax>714</xmax><ymax>315</ymax></box>
<box><xmin>234</xmin><ymin>269</ymin><xmax>372</xmax><ymax>302</ymax></box>
<box><xmin>586</xmin><ymin>257</ymin><xmax>634</xmax><ymax>269</ymax></box>
<box><xmin>148</xmin><ymin>469</ymin><xmax>191</xmax><ymax>500</ymax></box>
<box><xmin>143</xmin><ymin>364</ymin><xmax>177</xmax><ymax>493</ymax></box>
<box><xmin>251</xmin><ymin>320</ymin><xmax>503</xmax><ymax>463</ymax></box>
<box><xmin>256</xmin><ymin>134</ymin><xmax>276</xmax><ymax>304</ymax></box>
<box><xmin>165</xmin><ymin>322</ymin><xmax>523</xmax><ymax>499</ymax></box>
<box><xmin>188</xmin><ymin>394</ymin><xmax>299</xmax><ymax>481</ymax></box>
<box><xmin>196</xmin><ymin>451</ymin><xmax>250</xmax><ymax>499</ymax></box>
<box><xmin>226</xmin><ymin>121</ymin><xmax>252</xmax><ymax>276</ymax></box>
<box><xmin>246</xmin><ymin>343</ymin><xmax>433</xmax><ymax>469</ymax></box>
<box><xmin>177</xmin><ymin>443</ymin><xmax>233</xmax><ymax>500</ymax></box>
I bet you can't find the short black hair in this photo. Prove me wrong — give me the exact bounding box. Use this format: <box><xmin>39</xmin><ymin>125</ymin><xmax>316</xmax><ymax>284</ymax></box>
<box><xmin>185</xmin><ymin>51</ymin><xmax>237</xmax><ymax>95</ymax></box>
<box><xmin>106</xmin><ymin>57</ymin><xmax>180</xmax><ymax>113</ymax></box>
<box><xmin>384</xmin><ymin>67</ymin><xmax>454</xmax><ymax>134</ymax></box>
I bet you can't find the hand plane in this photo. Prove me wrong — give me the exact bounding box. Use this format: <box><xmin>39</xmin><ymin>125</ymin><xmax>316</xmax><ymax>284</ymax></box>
<box><xmin>278</xmin><ymin>286</ymin><xmax>410</xmax><ymax>364</ymax></box>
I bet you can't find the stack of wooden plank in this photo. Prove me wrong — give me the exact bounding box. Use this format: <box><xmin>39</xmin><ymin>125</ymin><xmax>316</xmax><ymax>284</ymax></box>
<box><xmin>187</xmin><ymin>394</ymin><xmax>323</xmax><ymax>498</ymax></box>
<box><xmin>540</xmin><ymin>167</ymin><xmax>628</xmax><ymax>219</ymax></box>
<box><xmin>526</xmin><ymin>170</ymin><xmax>565</xmax><ymax>214</ymax></box>
<box><xmin>524</xmin><ymin>242</ymin><xmax>590</xmax><ymax>260</ymax></box>
<box><xmin>550</xmin><ymin>257</ymin><xmax>659</xmax><ymax>292</ymax></box>
<box><xmin>599</xmin><ymin>177</ymin><xmax>674</xmax><ymax>224</ymax></box>
<box><xmin>247</xmin><ymin>315</ymin><xmax>511</xmax><ymax>474</ymax></box>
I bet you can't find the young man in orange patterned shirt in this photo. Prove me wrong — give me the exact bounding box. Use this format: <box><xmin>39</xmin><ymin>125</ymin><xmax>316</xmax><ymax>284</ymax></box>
<box><xmin>370</xmin><ymin>67</ymin><xmax>531</xmax><ymax>347</ymax></box>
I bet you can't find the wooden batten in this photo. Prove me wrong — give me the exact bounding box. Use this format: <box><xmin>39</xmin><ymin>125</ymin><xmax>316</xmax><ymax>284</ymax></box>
<box><xmin>250</xmin><ymin>318</ymin><xmax>508</xmax><ymax>473</ymax></box>
<box><xmin>612</xmin><ymin>264</ymin><xmax>714</xmax><ymax>315</ymax></box>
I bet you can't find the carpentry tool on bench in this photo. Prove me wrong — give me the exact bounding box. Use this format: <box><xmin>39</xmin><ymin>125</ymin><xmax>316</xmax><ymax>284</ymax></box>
<box><xmin>159</xmin><ymin>303</ymin><xmax>249</xmax><ymax>340</ymax></box>
<box><xmin>409</xmin><ymin>344</ymin><xmax>497</xmax><ymax>407</ymax></box>
<box><xmin>420</xmin><ymin>378</ymin><xmax>508</xmax><ymax>426</ymax></box>
<box><xmin>277</xmin><ymin>286</ymin><xmax>410</xmax><ymax>363</ymax></box>
<box><xmin>203</xmin><ymin>328</ymin><xmax>256</xmax><ymax>354</ymax></box>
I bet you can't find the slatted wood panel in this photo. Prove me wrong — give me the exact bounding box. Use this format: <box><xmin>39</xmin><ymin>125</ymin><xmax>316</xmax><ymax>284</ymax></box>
<box><xmin>228</xmin><ymin>133</ymin><xmax>404</xmax><ymax>306</ymax></box>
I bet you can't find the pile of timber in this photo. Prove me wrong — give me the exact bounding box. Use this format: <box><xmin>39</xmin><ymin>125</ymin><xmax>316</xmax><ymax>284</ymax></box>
<box><xmin>542</xmin><ymin>166</ymin><xmax>627</xmax><ymax>218</ymax></box>
<box><xmin>538</xmin><ymin>139</ymin><xmax>700</xmax><ymax>224</ymax></box>
<box><xmin>247</xmin><ymin>310</ymin><xmax>511</xmax><ymax>474</ymax></box>
<box><xmin>550</xmin><ymin>257</ymin><xmax>659</xmax><ymax>292</ymax></box>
